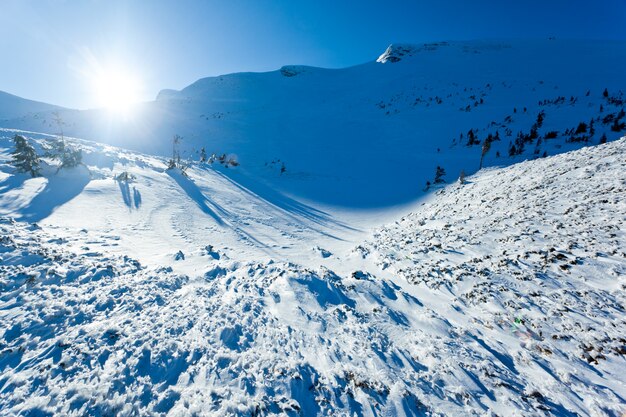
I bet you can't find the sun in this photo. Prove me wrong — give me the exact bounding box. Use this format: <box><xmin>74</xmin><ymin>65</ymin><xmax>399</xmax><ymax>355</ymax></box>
<box><xmin>94</xmin><ymin>69</ymin><xmax>141</xmax><ymax>113</ymax></box>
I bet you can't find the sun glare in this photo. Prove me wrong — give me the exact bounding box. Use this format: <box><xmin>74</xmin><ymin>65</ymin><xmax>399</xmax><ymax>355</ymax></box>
<box><xmin>94</xmin><ymin>69</ymin><xmax>141</xmax><ymax>113</ymax></box>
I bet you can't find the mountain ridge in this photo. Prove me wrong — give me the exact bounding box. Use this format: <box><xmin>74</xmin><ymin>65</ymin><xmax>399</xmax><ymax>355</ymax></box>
<box><xmin>1</xmin><ymin>39</ymin><xmax>625</xmax><ymax>207</ymax></box>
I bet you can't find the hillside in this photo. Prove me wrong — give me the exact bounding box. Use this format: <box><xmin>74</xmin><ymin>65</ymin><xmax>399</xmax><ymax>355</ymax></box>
<box><xmin>0</xmin><ymin>131</ymin><xmax>624</xmax><ymax>416</ymax></box>
<box><xmin>1</xmin><ymin>39</ymin><xmax>625</xmax><ymax>207</ymax></box>
<box><xmin>1</xmin><ymin>38</ymin><xmax>625</xmax><ymax>416</ymax></box>
<box><xmin>0</xmin><ymin>91</ymin><xmax>64</xmax><ymax>121</ymax></box>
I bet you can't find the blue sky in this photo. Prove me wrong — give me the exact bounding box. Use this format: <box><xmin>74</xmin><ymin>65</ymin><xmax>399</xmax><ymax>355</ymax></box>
<box><xmin>1</xmin><ymin>0</ymin><xmax>625</xmax><ymax>109</ymax></box>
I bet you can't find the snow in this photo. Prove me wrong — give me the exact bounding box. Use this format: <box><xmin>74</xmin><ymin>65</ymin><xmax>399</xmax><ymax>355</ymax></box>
<box><xmin>0</xmin><ymin>39</ymin><xmax>625</xmax><ymax>416</ymax></box>
<box><xmin>0</xmin><ymin>91</ymin><xmax>63</xmax><ymax>121</ymax></box>
<box><xmin>1</xmin><ymin>39</ymin><xmax>625</xmax><ymax>208</ymax></box>
<box><xmin>1</xmin><ymin>129</ymin><xmax>624</xmax><ymax>415</ymax></box>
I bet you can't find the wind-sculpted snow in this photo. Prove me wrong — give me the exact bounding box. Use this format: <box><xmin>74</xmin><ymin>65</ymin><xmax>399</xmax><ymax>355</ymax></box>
<box><xmin>363</xmin><ymin>138</ymin><xmax>626</xmax><ymax>416</ymax></box>
<box><xmin>0</xmin><ymin>219</ymin><xmax>450</xmax><ymax>416</ymax></box>
<box><xmin>1</xmin><ymin>137</ymin><xmax>625</xmax><ymax>416</ymax></box>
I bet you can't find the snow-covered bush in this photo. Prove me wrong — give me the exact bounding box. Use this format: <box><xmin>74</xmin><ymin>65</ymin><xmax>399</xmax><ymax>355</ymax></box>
<box><xmin>59</xmin><ymin>147</ymin><xmax>82</xmax><ymax>169</ymax></box>
<box><xmin>43</xmin><ymin>137</ymin><xmax>83</xmax><ymax>170</ymax></box>
<box><xmin>115</xmin><ymin>171</ymin><xmax>136</xmax><ymax>182</ymax></box>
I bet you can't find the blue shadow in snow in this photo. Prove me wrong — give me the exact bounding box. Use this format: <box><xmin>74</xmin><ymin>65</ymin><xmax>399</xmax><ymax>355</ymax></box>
<box><xmin>167</xmin><ymin>170</ymin><xmax>225</xmax><ymax>226</ymax></box>
<box><xmin>133</xmin><ymin>187</ymin><xmax>142</xmax><ymax>208</ymax></box>
<box><xmin>207</xmin><ymin>166</ymin><xmax>359</xmax><ymax>238</ymax></box>
<box><xmin>17</xmin><ymin>171</ymin><xmax>90</xmax><ymax>222</ymax></box>
<box><xmin>117</xmin><ymin>181</ymin><xmax>142</xmax><ymax>210</ymax></box>
<box><xmin>0</xmin><ymin>173</ymin><xmax>28</xmax><ymax>194</ymax></box>
<box><xmin>118</xmin><ymin>180</ymin><xmax>132</xmax><ymax>207</ymax></box>
<box><xmin>167</xmin><ymin>169</ymin><xmax>273</xmax><ymax>249</ymax></box>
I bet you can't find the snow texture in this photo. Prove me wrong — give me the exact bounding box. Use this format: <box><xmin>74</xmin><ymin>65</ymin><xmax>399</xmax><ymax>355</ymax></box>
<box><xmin>1</xmin><ymin>39</ymin><xmax>625</xmax><ymax>416</ymax></box>
<box><xmin>1</xmin><ymin>40</ymin><xmax>625</xmax><ymax>207</ymax></box>
<box><xmin>1</xmin><ymin>136</ymin><xmax>624</xmax><ymax>416</ymax></box>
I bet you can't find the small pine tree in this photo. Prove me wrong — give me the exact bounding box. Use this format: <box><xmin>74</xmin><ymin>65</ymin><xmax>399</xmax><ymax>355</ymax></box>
<box><xmin>280</xmin><ymin>162</ymin><xmax>286</xmax><ymax>174</ymax></box>
<box><xmin>479</xmin><ymin>138</ymin><xmax>492</xmax><ymax>169</ymax></box>
<box><xmin>434</xmin><ymin>166</ymin><xmax>446</xmax><ymax>184</ymax></box>
<box><xmin>458</xmin><ymin>170</ymin><xmax>466</xmax><ymax>185</ymax></box>
<box><xmin>60</xmin><ymin>146</ymin><xmax>82</xmax><ymax>169</ymax></box>
<box><xmin>52</xmin><ymin>111</ymin><xmax>65</xmax><ymax>142</ymax></box>
<box><xmin>200</xmin><ymin>147</ymin><xmax>207</xmax><ymax>163</ymax></box>
<box><xmin>167</xmin><ymin>135</ymin><xmax>183</xmax><ymax>170</ymax></box>
<box><xmin>170</xmin><ymin>135</ymin><xmax>182</xmax><ymax>168</ymax></box>
<box><xmin>536</xmin><ymin>111</ymin><xmax>545</xmax><ymax>129</ymax></box>
<box><xmin>611</xmin><ymin>120</ymin><xmax>626</xmax><ymax>132</ymax></box>
<box><xmin>11</xmin><ymin>135</ymin><xmax>40</xmax><ymax>177</ymax></box>
<box><xmin>467</xmin><ymin>129</ymin><xmax>478</xmax><ymax>146</ymax></box>
<box><xmin>603</xmin><ymin>88</ymin><xmax>609</xmax><ymax>98</ymax></box>
<box><xmin>44</xmin><ymin>137</ymin><xmax>66</xmax><ymax>159</ymax></box>
<box><xmin>43</xmin><ymin>136</ymin><xmax>82</xmax><ymax>171</ymax></box>
<box><xmin>575</xmin><ymin>122</ymin><xmax>588</xmax><ymax>134</ymax></box>
<box><xmin>599</xmin><ymin>133</ymin><xmax>607</xmax><ymax>144</ymax></box>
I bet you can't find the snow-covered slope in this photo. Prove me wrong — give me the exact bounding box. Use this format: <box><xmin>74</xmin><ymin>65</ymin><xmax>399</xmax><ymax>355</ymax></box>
<box><xmin>0</xmin><ymin>90</ymin><xmax>64</xmax><ymax>121</ymax></box>
<box><xmin>2</xmin><ymin>40</ymin><xmax>625</xmax><ymax>207</ymax></box>
<box><xmin>1</xmin><ymin>39</ymin><xmax>625</xmax><ymax>416</ymax></box>
<box><xmin>1</xmin><ymin>129</ymin><xmax>624</xmax><ymax>416</ymax></box>
<box><xmin>0</xmin><ymin>129</ymin><xmax>370</xmax><ymax>272</ymax></box>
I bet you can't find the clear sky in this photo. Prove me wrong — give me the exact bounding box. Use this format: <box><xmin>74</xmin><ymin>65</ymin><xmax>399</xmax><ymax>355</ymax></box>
<box><xmin>1</xmin><ymin>0</ymin><xmax>625</xmax><ymax>109</ymax></box>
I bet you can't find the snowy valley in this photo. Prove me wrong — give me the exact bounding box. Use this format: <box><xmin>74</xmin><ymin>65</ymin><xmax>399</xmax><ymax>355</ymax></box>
<box><xmin>0</xmin><ymin>40</ymin><xmax>625</xmax><ymax>416</ymax></box>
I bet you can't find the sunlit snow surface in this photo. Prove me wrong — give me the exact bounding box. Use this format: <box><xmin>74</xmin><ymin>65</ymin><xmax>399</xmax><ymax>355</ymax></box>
<box><xmin>1</xmin><ymin>39</ymin><xmax>626</xmax><ymax>416</ymax></box>
<box><xmin>2</xmin><ymin>40</ymin><xmax>626</xmax><ymax>207</ymax></box>
<box><xmin>0</xmin><ymin>132</ymin><xmax>624</xmax><ymax>416</ymax></box>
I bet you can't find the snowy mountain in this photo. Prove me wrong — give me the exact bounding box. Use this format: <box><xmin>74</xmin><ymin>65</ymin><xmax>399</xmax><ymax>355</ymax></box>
<box><xmin>1</xmin><ymin>38</ymin><xmax>626</xmax><ymax>416</ymax></box>
<box><xmin>0</xmin><ymin>132</ymin><xmax>624</xmax><ymax>416</ymax></box>
<box><xmin>1</xmin><ymin>39</ymin><xmax>625</xmax><ymax>207</ymax></box>
<box><xmin>0</xmin><ymin>90</ymin><xmax>64</xmax><ymax>121</ymax></box>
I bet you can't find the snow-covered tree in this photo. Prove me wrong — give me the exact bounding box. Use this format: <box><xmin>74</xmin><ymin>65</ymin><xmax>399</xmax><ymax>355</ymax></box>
<box><xmin>59</xmin><ymin>147</ymin><xmax>82</xmax><ymax>169</ymax></box>
<box><xmin>44</xmin><ymin>137</ymin><xmax>65</xmax><ymax>159</ymax></box>
<box><xmin>44</xmin><ymin>137</ymin><xmax>82</xmax><ymax>170</ymax></box>
<box><xmin>11</xmin><ymin>135</ymin><xmax>40</xmax><ymax>177</ymax></box>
